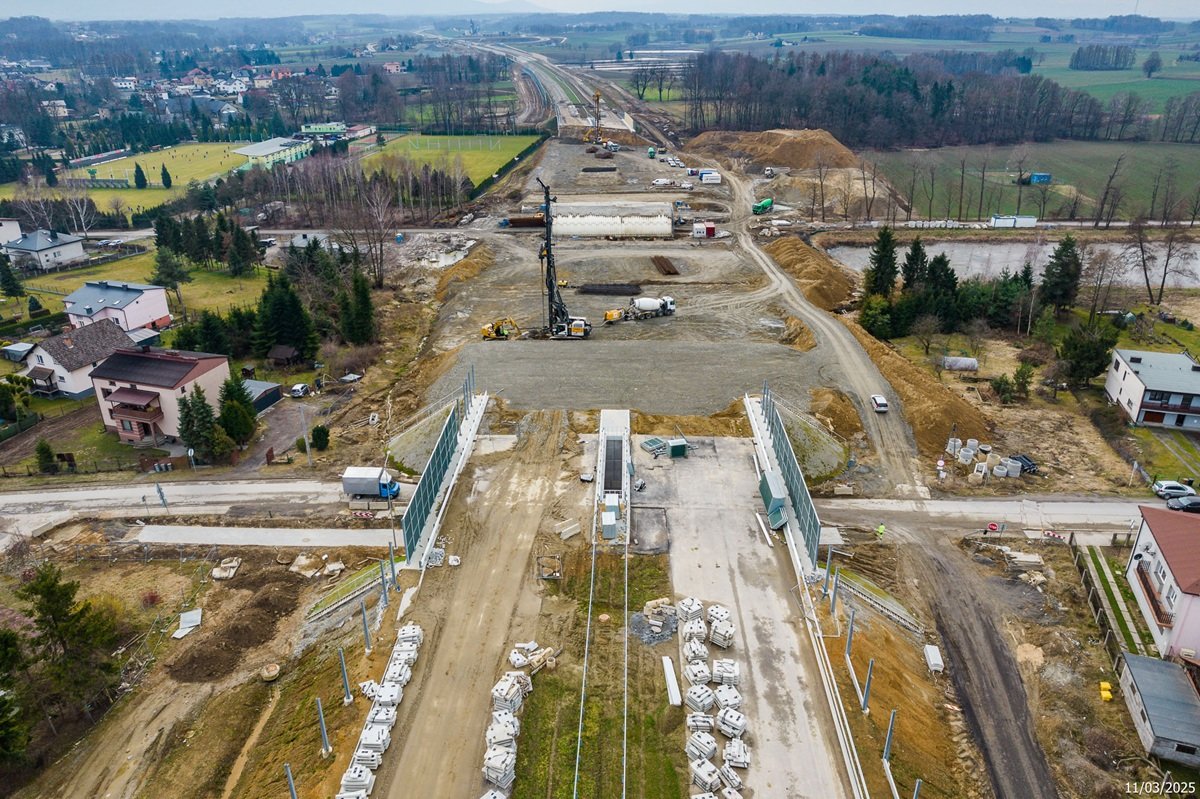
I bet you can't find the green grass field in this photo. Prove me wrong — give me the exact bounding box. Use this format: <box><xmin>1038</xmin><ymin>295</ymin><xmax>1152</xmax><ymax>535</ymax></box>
<box><xmin>0</xmin><ymin>143</ymin><xmax>247</xmax><ymax>216</ymax></box>
<box><xmin>364</xmin><ymin>133</ymin><xmax>542</xmax><ymax>185</ymax></box>
<box><xmin>23</xmin><ymin>250</ymin><xmax>268</xmax><ymax>315</ymax></box>
<box><xmin>869</xmin><ymin>141</ymin><xmax>1200</xmax><ymax>221</ymax></box>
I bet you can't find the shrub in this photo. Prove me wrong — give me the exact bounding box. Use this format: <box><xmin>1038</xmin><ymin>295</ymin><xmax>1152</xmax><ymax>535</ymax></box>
<box><xmin>295</xmin><ymin>436</ymin><xmax>307</xmax><ymax>454</ymax></box>
<box><xmin>34</xmin><ymin>438</ymin><xmax>57</xmax><ymax>474</ymax></box>
<box><xmin>1017</xmin><ymin>341</ymin><xmax>1054</xmax><ymax>366</ymax></box>
<box><xmin>990</xmin><ymin>374</ymin><xmax>1016</xmax><ymax>403</ymax></box>
<box><xmin>310</xmin><ymin>424</ymin><xmax>330</xmax><ymax>451</ymax></box>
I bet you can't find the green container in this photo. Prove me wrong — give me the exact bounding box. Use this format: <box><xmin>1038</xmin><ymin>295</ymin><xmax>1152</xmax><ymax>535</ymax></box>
<box><xmin>668</xmin><ymin>438</ymin><xmax>688</xmax><ymax>458</ymax></box>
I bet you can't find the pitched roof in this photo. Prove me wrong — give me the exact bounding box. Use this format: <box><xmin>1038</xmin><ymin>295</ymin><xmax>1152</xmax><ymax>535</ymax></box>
<box><xmin>36</xmin><ymin>319</ymin><xmax>132</xmax><ymax>373</ymax></box>
<box><xmin>1141</xmin><ymin>506</ymin><xmax>1200</xmax><ymax>594</ymax></box>
<box><xmin>1116</xmin><ymin>349</ymin><xmax>1200</xmax><ymax>396</ymax></box>
<box><xmin>4</xmin><ymin>229</ymin><xmax>82</xmax><ymax>252</ymax></box>
<box><xmin>1123</xmin><ymin>653</ymin><xmax>1200</xmax><ymax>745</ymax></box>
<box><xmin>90</xmin><ymin>347</ymin><xmax>226</xmax><ymax>389</ymax></box>
<box><xmin>64</xmin><ymin>281</ymin><xmax>162</xmax><ymax>318</ymax></box>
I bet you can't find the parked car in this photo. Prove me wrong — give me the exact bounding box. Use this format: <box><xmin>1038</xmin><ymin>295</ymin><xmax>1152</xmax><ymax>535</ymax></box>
<box><xmin>1166</xmin><ymin>495</ymin><xmax>1200</xmax><ymax>512</ymax></box>
<box><xmin>869</xmin><ymin>394</ymin><xmax>889</xmax><ymax>413</ymax></box>
<box><xmin>680</xmin><ymin>182</ymin><xmax>694</xmax><ymax>190</ymax></box>
<box><xmin>1153</xmin><ymin>479</ymin><xmax>1196</xmax><ymax>499</ymax></box>
<box><xmin>289</xmin><ymin>383</ymin><xmax>311</xmax><ymax>398</ymax></box>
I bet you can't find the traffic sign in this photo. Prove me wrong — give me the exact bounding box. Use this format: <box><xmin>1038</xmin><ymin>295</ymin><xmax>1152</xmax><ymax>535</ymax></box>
<box><xmin>986</xmin><ymin>522</ymin><xmax>999</xmax><ymax>532</ymax></box>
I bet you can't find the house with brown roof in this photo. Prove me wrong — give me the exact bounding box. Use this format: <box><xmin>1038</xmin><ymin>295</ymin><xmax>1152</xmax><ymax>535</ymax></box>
<box><xmin>89</xmin><ymin>347</ymin><xmax>230</xmax><ymax>445</ymax></box>
<box><xmin>1126</xmin><ymin>506</ymin><xmax>1200</xmax><ymax>660</ymax></box>
<box><xmin>22</xmin><ymin>319</ymin><xmax>132</xmax><ymax>399</ymax></box>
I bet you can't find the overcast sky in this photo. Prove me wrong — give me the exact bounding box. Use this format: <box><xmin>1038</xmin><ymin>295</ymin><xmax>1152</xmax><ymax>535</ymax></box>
<box><xmin>3</xmin><ymin>0</ymin><xmax>1196</xmax><ymax>23</ymax></box>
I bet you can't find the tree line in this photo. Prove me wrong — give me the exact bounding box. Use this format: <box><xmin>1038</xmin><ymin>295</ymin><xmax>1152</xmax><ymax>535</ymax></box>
<box><xmin>1068</xmin><ymin>45</ymin><xmax>1136</xmax><ymax>71</ymax></box>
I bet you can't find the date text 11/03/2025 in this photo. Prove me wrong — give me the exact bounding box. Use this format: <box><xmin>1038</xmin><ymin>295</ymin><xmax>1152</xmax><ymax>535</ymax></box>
<box><xmin>1125</xmin><ymin>783</ymin><xmax>1197</xmax><ymax>795</ymax></box>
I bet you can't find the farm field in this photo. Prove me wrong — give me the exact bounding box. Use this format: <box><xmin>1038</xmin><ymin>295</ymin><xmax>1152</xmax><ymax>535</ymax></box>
<box><xmin>364</xmin><ymin>133</ymin><xmax>541</xmax><ymax>185</ymax></box>
<box><xmin>868</xmin><ymin>141</ymin><xmax>1200</xmax><ymax>221</ymax></box>
<box><xmin>24</xmin><ymin>250</ymin><xmax>268</xmax><ymax>315</ymax></box>
<box><xmin>0</xmin><ymin>143</ymin><xmax>248</xmax><ymax>216</ymax></box>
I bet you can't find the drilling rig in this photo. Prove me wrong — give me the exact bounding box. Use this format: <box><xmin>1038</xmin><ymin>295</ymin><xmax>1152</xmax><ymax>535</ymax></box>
<box><xmin>533</xmin><ymin>178</ymin><xmax>591</xmax><ymax>340</ymax></box>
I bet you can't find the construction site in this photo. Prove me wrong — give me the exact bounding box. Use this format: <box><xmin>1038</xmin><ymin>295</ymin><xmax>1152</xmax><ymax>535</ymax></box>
<box><xmin>0</xmin><ymin>83</ymin><xmax>1171</xmax><ymax>799</ymax></box>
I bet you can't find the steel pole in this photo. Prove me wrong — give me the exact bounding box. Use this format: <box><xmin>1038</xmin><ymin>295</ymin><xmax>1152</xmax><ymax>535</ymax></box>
<box><xmin>284</xmin><ymin>763</ymin><xmax>298</xmax><ymax>799</ymax></box>
<box><xmin>317</xmin><ymin>697</ymin><xmax>331</xmax><ymax>757</ymax></box>
<box><xmin>338</xmin><ymin>646</ymin><xmax>353</xmax><ymax>705</ymax></box>
<box><xmin>360</xmin><ymin>599</ymin><xmax>372</xmax><ymax>654</ymax></box>
<box><xmin>883</xmin><ymin>709</ymin><xmax>898</xmax><ymax>761</ymax></box>
<box><xmin>862</xmin><ymin>658</ymin><xmax>875</xmax><ymax>713</ymax></box>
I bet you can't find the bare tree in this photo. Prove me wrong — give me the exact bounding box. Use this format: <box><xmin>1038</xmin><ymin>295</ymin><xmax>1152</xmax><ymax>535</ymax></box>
<box><xmin>858</xmin><ymin>159</ymin><xmax>879</xmax><ymax>222</ymax></box>
<box><xmin>1094</xmin><ymin>152</ymin><xmax>1126</xmax><ymax>228</ymax></box>
<box><xmin>1009</xmin><ymin>144</ymin><xmax>1030</xmax><ymax>216</ymax></box>
<box><xmin>912</xmin><ymin>314</ymin><xmax>940</xmax><ymax>355</ymax></box>
<box><xmin>13</xmin><ymin>171</ymin><xmax>55</xmax><ymax>230</ymax></box>
<box><xmin>1157</xmin><ymin>225</ymin><xmax>1196</xmax><ymax>305</ymax></box>
<box><xmin>630</xmin><ymin>66</ymin><xmax>654</xmax><ymax>100</ymax></box>
<box><xmin>1126</xmin><ymin>218</ymin><xmax>1158</xmax><ymax>304</ymax></box>
<box><xmin>975</xmin><ymin>148</ymin><xmax>991</xmax><ymax>221</ymax></box>
<box><xmin>964</xmin><ymin>318</ymin><xmax>991</xmax><ymax>358</ymax></box>
<box><xmin>814</xmin><ymin>156</ymin><xmax>830</xmax><ymax>222</ymax></box>
<box><xmin>921</xmin><ymin>154</ymin><xmax>938</xmax><ymax>220</ymax></box>
<box><xmin>336</xmin><ymin>172</ymin><xmax>399</xmax><ymax>288</ymax></box>
<box><xmin>61</xmin><ymin>185</ymin><xmax>98</xmax><ymax>240</ymax></box>
<box><xmin>1188</xmin><ymin>183</ymin><xmax>1200</xmax><ymax>228</ymax></box>
<box><xmin>956</xmin><ymin>154</ymin><xmax>968</xmax><ymax>221</ymax></box>
<box><xmin>1080</xmin><ymin>246</ymin><xmax>1128</xmax><ymax>325</ymax></box>
<box><xmin>837</xmin><ymin>172</ymin><xmax>856</xmax><ymax>223</ymax></box>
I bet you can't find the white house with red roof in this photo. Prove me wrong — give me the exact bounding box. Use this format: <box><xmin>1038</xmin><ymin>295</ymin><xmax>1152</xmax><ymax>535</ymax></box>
<box><xmin>1126</xmin><ymin>506</ymin><xmax>1200</xmax><ymax>659</ymax></box>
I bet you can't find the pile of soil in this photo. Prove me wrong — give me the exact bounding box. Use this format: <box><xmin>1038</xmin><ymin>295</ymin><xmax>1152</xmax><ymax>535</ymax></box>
<box><xmin>781</xmin><ymin>314</ymin><xmax>816</xmax><ymax>351</ymax></box>
<box><xmin>167</xmin><ymin>572</ymin><xmax>305</xmax><ymax>684</ymax></box>
<box><xmin>839</xmin><ymin>318</ymin><xmax>992</xmax><ymax>459</ymax></box>
<box><xmin>632</xmin><ymin>400</ymin><xmax>750</xmax><ymax>437</ymax></box>
<box><xmin>809</xmin><ymin>387</ymin><xmax>863</xmax><ymax>438</ymax></box>
<box><xmin>436</xmin><ymin>245</ymin><xmax>495</xmax><ymax>300</ymax></box>
<box><xmin>763</xmin><ymin>238</ymin><xmax>856</xmax><ymax>311</ymax></box>
<box><xmin>687</xmin><ymin>129</ymin><xmax>857</xmax><ymax>170</ymax></box>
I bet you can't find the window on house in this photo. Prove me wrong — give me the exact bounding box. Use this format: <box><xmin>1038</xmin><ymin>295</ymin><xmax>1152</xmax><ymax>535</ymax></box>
<box><xmin>1177</xmin><ymin>744</ymin><xmax>1197</xmax><ymax>756</ymax></box>
<box><xmin>57</xmin><ymin>376</ymin><xmax>64</xmax><ymax>384</ymax></box>
<box><xmin>1113</xmin><ymin>359</ymin><xmax>1120</xmax><ymax>371</ymax></box>
<box><xmin>1149</xmin><ymin>391</ymin><xmax>1170</xmax><ymax>402</ymax></box>
<box><xmin>1141</xmin><ymin>708</ymin><xmax>1148</xmax><ymax>723</ymax></box>
<box><xmin>35</xmin><ymin>355</ymin><xmax>43</xmax><ymax>364</ymax></box>
<box><xmin>120</xmin><ymin>420</ymin><xmax>133</xmax><ymax>432</ymax></box>
<box><xmin>1168</xmin><ymin>586</ymin><xmax>1179</xmax><ymax>608</ymax></box>
<box><xmin>1156</xmin><ymin>561</ymin><xmax>1168</xmax><ymax>581</ymax></box>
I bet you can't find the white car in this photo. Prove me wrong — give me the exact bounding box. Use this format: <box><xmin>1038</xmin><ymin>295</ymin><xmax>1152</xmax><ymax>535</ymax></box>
<box><xmin>289</xmin><ymin>383</ymin><xmax>311</xmax><ymax>398</ymax></box>
<box><xmin>1154</xmin><ymin>480</ymin><xmax>1196</xmax><ymax>499</ymax></box>
<box><xmin>651</xmin><ymin>178</ymin><xmax>673</xmax><ymax>187</ymax></box>
<box><xmin>869</xmin><ymin>394</ymin><xmax>889</xmax><ymax>413</ymax></box>
<box><xmin>680</xmin><ymin>182</ymin><xmax>694</xmax><ymax>190</ymax></box>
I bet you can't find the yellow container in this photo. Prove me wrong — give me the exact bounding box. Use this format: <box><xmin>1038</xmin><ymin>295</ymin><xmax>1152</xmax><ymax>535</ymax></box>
<box><xmin>1100</xmin><ymin>689</ymin><xmax>1113</xmax><ymax>702</ymax></box>
<box><xmin>1099</xmin><ymin>681</ymin><xmax>1112</xmax><ymax>692</ymax></box>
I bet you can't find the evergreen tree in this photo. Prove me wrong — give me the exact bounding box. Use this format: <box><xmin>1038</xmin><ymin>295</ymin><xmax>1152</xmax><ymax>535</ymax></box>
<box><xmin>133</xmin><ymin>162</ymin><xmax>147</xmax><ymax>189</ymax></box>
<box><xmin>0</xmin><ymin>629</ymin><xmax>29</xmax><ymax>764</ymax></box>
<box><xmin>310</xmin><ymin>424</ymin><xmax>330</xmax><ymax>451</ymax></box>
<box><xmin>219</xmin><ymin>375</ymin><xmax>254</xmax><ymax>414</ymax></box>
<box><xmin>35</xmin><ymin>438</ymin><xmax>57</xmax><ymax>474</ymax></box>
<box><xmin>180</xmin><ymin>385</ymin><xmax>217</xmax><ymax>459</ymax></box>
<box><xmin>27</xmin><ymin>295</ymin><xmax>41</xmax><ymax>313</ymax></box>
<box><xmin>1040</xmin><ymin>235</ymin><xmax>1083</xmax><ymax>312</ymax></box>
<box><xmin>218</xmin><ymin>399</ymin><xmax>255</xmax><ymax>446</ymax></box>
<box><xmin>148</xmin><ymin>248</ymin><xmax>192</xmax><ymax>308</ymax></box>
<box><xmin>154</xmin><ymin>215</ymin><xmax>181</xmax><ymax>253</ymax></box>
<box><xmin>863</xmin><ymin>226</ymin><xmax>898</xmax><ymax>298</ymax></box>
<box><xmin>0</xmin><ymin>254</ymin><xmax>24</xmax><ymax>298</ymax></box>
<box><xmin>1019</xmin><ymin>261</ymin><xmax>1035</xmax><ymax>290</ymax></box>
<box><xmin>346</xmin><ymin>269</ymin><xmax>374</xmax><ymax>344</ymax></box>
<box><xmin>859</xmin><ymin>295</ymin><xmax>893</xmax><ymax>339</ymax></box>
<box><xmin>160</xmin><ymin>164</ymin><xmax>172</xmax><ymax>189</ymax></box>
<box><xmin>195</xmin><ymin>310</ymin><xmax>231</xmax><ymax>354</ymax></box>
<box><xmin>901</xmin><ymin>237</ymin><xmax>927</xmax><ymax>291</ymax></box>
<box><xmin>189</xmin><ymin>216</ymin><xmax>211</xmax><ymax>266</ymax></box>
<box><xmin>1058</xmin><ymin>322</ymin><xmax>1119</xmax><ymax>386</ymax></box>
<box><xmin>253</xmin><ymin>276</ymin><xmax>317</xmax><ymax>358</ymax></box>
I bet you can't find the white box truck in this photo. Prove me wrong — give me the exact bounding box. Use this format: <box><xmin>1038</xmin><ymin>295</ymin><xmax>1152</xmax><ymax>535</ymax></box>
<box><xmin>342</xmin><ymin>466</ymin><xmax>401</xmax><ymax>499</ymax></box>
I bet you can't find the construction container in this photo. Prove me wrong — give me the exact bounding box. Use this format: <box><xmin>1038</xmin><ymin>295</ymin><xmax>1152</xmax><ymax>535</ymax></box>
<box><xmin>759</xmin><ymin>472</ymin><xmax>786</xmax><ymax>513</ymax></box>
<box><xmin>605</xmin><ymin>493</ymin><xmax>620</xmax><ymax>516</ymax></box>
<box><xmin>669</xmin><ymin>438</ymin><xmax>688</xmax><ymax>458</ymax></box>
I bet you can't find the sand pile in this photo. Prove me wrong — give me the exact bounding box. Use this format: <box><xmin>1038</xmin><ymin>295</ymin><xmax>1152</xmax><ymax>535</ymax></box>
<box><xmin>809</xmin><ymin>388</ymin><xmax>863</xmax><ymax>438</ymax></box>
<box><xmin>688</xmin><ymin>129</ymin><xmax>857</xmax><ymax>170</ymax></box>
<box><xmin>764</xmin><ymin>238</ymin><xmax>856</xmax><ymax>311</ymax></box>
<box><xmin>632</xmin><ymin>401</ymin><xmax>750</xmax><ymax>437</ymax></box>
<box><xmin>781</xmin><ymin>314</ymin><xmax>816</xmax><ymax>351</ymax></box>
<box><xmin>839</xmin><ymin>318</ymin><xmax>992</xmax><ymax>459</ymax></box>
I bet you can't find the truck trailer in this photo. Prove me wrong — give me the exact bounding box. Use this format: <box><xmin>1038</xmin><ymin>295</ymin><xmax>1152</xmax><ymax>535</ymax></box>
<box><xmin>342</xmin><ymin>466</ymin><xmax>402</xmax><ymax>500</ymax></box>
<box><xmin>699</xmin><ymin>171</ymin><xmax>722</xmax><ymax>184</ymax></box>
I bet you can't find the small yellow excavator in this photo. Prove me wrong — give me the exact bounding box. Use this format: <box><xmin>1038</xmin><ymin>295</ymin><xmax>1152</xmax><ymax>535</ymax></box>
<box><xmin>482</xmin><ymin>317</ymin><xmax>521</xmax><ymax>340</ymax></box>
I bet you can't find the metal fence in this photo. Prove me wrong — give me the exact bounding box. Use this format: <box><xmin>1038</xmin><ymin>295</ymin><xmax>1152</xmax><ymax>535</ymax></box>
<box><xmin>762</xmin><ymin>383</ymin><xmax>821</xmax><ymax>568</ymax></box>
<box><xmin>400</xmin><ymin>403</ymin><xmax>460</xmax><ymax>557</ymax></box>
<box><xmin>0</xmin><ymin>414</ymin><xmax>40</xmax><ymax>443</ymax></box>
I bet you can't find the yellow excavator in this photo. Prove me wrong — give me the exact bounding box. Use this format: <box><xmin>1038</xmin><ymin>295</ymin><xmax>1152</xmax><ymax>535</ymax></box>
<box><xmin>482</xmin><ymin>317</ymin><xmax>521</xmax><ymax>340</ymax></box>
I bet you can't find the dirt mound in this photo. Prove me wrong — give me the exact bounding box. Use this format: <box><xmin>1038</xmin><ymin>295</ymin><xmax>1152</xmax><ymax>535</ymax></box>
<box><xmin>436</xmin><ymin>244</ymin><xmax>495</xmax><ymax>300</ymax></box>
<box><xmin>632</xmin><ymin>400</ymin><xmax>750</xmax><ymax>437</ymax></box>
<box><xmin>687</xmin><ymin>129</ymin><xmax>857</xmax><ymax>170</ymax></box>
<box><xmin>167</xmin><ymin>574</ymin><xmax>304</xmax><ymax>684</ymax></box>
<box><xmin>809</xmin><ymin>388</ymin><xmax>863</xmax><ymax>438</ymax></box>
<box><xmin>839</xmin><ymin>318</ymin><xmax>991</xmax><ymax>459</ymax></box>
<box><xmin>781</xmin><ymin>315</ymin><xmax>816</xmax><ymax>351</ymax></box>
<box><xmin>764</xmin><ymin>238</ymin><xmax>856</xmax><ymax>310</ymax></box>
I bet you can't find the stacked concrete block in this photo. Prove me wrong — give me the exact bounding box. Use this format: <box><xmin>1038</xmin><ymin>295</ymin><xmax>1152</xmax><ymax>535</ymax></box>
<box><xmin>384</xmin><ymin>661</ymin><xmax>412</xmax><ymax>687</ymax></box>
<box><xmin>685</xmin><ymin>684</ymin><xmax>715</xmax><ymax>712</ymax></box>
<box><xmin>335</xmin><ymin>792</ymin><xmax>367</xmax><ymax>799</ymax></box>
<box><xmin>712</xmin><ymin>659</ymin><xmax>741</xmax><ymax>686</ymax></box>
<box><xmin>375</xmin><ymin>683</ymin><xmax>403</xmax><ymax>707</ymax></box>
<box><xmin>720</xmin><ymin>787</ymin><xmax>744</xmax><ymax>799</ymax></box>
<box><xmin>486</xmin><ymin>712</ymin><xmax>520</xmax><ymax>752</ymax></box>
<box><xmin>482</xmin><ymin>745</ymin><xmax>517</xmax><ymax>790</ymax></box>
<box><xmin>707</xmin><ymin>604</ymin><xmax>731</xmax><ymax>624</ymax></box>
<box><xmin>358</xmin><ymin>725</ymin><xmax>390</xmax><ymax>755</ymax></box>
<box><xmin>677</xmin><ymin>596</ymin><xmax>704</xmax><ymax>622</ymax></box>
<box><xmin>692</xmin><ymin>794</ymin><xmax>718</xmax><ymax>799</ymax></box>
<box><xmin>352</xmin><ymin>749</ymin><xmax>382</xmax><ymax>770</ymax></box>
<box><xmin>690</xmin><ymin>758</ymin><xmax>722</xmax><ymax>792</ymax></box>
<box><xmin>367</xmin><ymin>705</ymin><xmax>397</xmax><ymax>730</ymax></box>
<box><xmin>684</xmin><ymin>660</ymin><xmax>712</xmax><ymax>686</ymax></box>
<box><xmin>491</xmin><ymin>672</ymin><xmax>531</xmax><ymax>713</ymax></box>
<box><xmin>715</xmin><ymin>707</ymin><xmax>747</xmax><ymax>738</ymax></box>
<box><xmin>709</xmin><ymin>619</ymin><xmax>736</xmax><ymax>649</ymax></box>
<box><xmin>720</xmin><ymin>763</ymin><xmax>743</xmax><ymax>790</ymax></box>
<box><xmin>684</xmin><ymin>639</ymin><xmax>710</xmax><ymax>662</ymax></box>
<box><xmin>340</xmin><ymin>764</ymin><xmax>376</xmax><ymax>796</ymax></box>
<box><xmin>685</xmin><ymin>730</ymin><xmax>718</xmax><ymax>761</ymax></box>
<box><xmin>492</xmin><ymin>710</ymin><xmax>520</xmax><ymax>736</ymax></box>
<box><xmin>682</xmin><ymin>618</ymin><xmax>709</xmax><ymax>643</ymax></box>
<box><xmin>397</xmin><ymin>623</ymin><xmax>424</xmax><ymax>647</ymax></box>
<box><xmin>686</xmin><ymin>712</ymin><xmax>714</xmax><ymax>732</ymax></box>
<box><xmin>479</xmin><ymin>792</ymin><xmax>507</xmax><ymax>799</ymax></box>
<box><xmin>723</xmin><ymin>739</ymin><xmax>752</xmax><ymax>769</ymax></box>
<box><xmin>713</xmin><ymin>684</ymin><xmax>743</xmax><ymax>711</ymax></box>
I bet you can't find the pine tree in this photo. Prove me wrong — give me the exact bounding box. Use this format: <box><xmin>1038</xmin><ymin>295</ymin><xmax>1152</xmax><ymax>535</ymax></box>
<box><xmin>218</xmin><ymin>399</ymin><xmax>255</xmax><ymax>446</ymax></box>
<box><xmin>900</xmin><ymin>237</ymin><xmax>927</xmax><ymax>291</ymax></box>
<box><xmin>35</xmin><ymin>438</ymin><xmax>57</xmax><ymax>474</ymax></box>
<box><xmin>863</xmin><ymin>226</ymin><xmax>898</xmax><ymax>298</ymax></box>
<box><xmin>160</xmin><ymin>164</ymin><xmax>172</xmax><ymax>189</ymax></box>
<box><xmin>180</xmin><ymin>385</ymin><xmax>217</xmax><ymax>459</ymax></box>
<box><xmin>0</xmin><ymin>254</ymin><xmax>24</xmax><ymax>298</ymax></box>
<box><xmin>133</xmin><ymin>162</ymin><xmax>147</xmax><ymax>189</ymax></box>
<box><xmin>195</xmin><ymin>310</ymin><xmax>230</xmax><ymax>354</ymax></box>
<box><xmin>189</xmin><ymin>216</ymin><xmax>211</xmax><ymax>266</ymax></box>
<box><xmin>348</xmin><ymin>269</ymin><xmax>374</xmax><ymax>344</ymax></box>
<box><xmin>148</xmin><ymin>248</ymin><xmax>192</xmax><ymax>308</ymax></box>
<box><xmin>1040</xmin><ymin>235</ymin><xmax>1083</xmax><ymax>312</ymax></box>
<box><xmin>219</xmin><ymin>376</ymin><xmax>254</xmax><ymax>415</ymax></box>
<box><xmin>27</xmin><ymin>295</ymin><xmax>41</xmax><ymax>313</ymax></box>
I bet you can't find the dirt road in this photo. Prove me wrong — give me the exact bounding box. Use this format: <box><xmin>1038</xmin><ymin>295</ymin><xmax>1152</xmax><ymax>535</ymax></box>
<box><xmin>378</xmin><ymin>411</ymin><xmax>565</xmax><ymax>799</ymax></box>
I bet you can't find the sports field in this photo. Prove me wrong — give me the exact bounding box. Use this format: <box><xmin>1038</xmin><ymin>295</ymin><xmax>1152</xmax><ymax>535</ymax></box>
<box><xmin>869</xmin><ymin>141</ymin><xmax>1200</xmax><ymax>221</ymax></box>
<box><xmin>364</xmin><ymin>134</ymin><xmax>542</xmax><ymax>185</ymax></box>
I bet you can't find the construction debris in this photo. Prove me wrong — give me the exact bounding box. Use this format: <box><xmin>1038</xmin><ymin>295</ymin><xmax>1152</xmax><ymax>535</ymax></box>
<box><xmin>687</xmin><ymin>713</ymin><xmax>715</xmax><ymax>732</ymax></box>
<box><xmin>426</xmin><ymin>547</ymin><xmax>446</xmax><ymax>567</ymax></box>
<box><xmin>684</xmin><ymin>660</ymin><xmax>712</xmax><ymax>686</ymax></box>
<box><xmin>173</xmin><ymin>608</ymin><xmax>202</xmax><ymax>639</ymax></box>
<box><xmin>684</xmin><ymin>639</ymin><xmax>710</xmax><ymax>662</ymax></box>
<box><xmin>630</xmin><ymin>611</ymin><xmax>678</xmax><ymax>645</ymax></box>
<box><xmin>210</xmin><ymin>557</ymin><xmax>242</xmax><ymax>580</ymax></box>
<box><xmin>491</xmin><ymin>672</ymin><xmax>532</xmax><ymax>713</ymax></box>
<box><xmin>287</xmin><ymin>552</ymin><xmax>324</xmax><ymax>578</ymax></box>
<box><xmin>682</xmin><ymin>618</ymin><xmax>709</xmax><ymax>643</ymax></box>
<box><xmin>719</xmin><ymin>764</ymin><xmax>744</xmax><ymax>791</ymax></box>
<box><xmin>482</xmin><ymin>745</ymin><xmax>517</xmax><ymax>790</ymax></box>
<box><xmin>652</xmin><ymin>255</ymin><xmax>680</xmax><ymax>275</ymax></box>
<box><xmin>723</xmin><ymin>738</ymin><xmax>752</xmax><ymax>769</ymax></box>
<box><xmin>677</xmin><ymin>596</ymin><xmax>704</xmax><ymax>622</ymax></box>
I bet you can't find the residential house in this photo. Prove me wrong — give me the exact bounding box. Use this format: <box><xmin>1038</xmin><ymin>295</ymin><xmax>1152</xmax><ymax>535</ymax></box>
<box><xmin>63</xmin><ymin>280</ymin><xmax>171</xmax><ymax>331</ymax></box>
<box><xmin>382</xmin><ymin>62</ymin><xmax>404</xmax><ymax>75</ymax></box>
<box><xmin>0</xmin><ymin>218</ymin><xmax>20</xmax><ymax>246</ymax></box>
<box><xmin>1120</xmin><ymin>653</ymin><xmax>1200</xmax><ymax>768</ymax></box>
<box><xmin>234</xmin><ymin>137</ymin><xmax>311</xmax><ymax>170</ymax></box>
<box><xmin>252</xmin><ymin>76</ymin><xmax>274</xmax><ymax>89</ymax></box>
<box><xmin>300</xmin><ymin>122</ymin><xmax>347</xmax><ymax>137</ymax></box>
<box><xmin>23</xmin><ymin>319</ymin><xmax>132</xmax><ymax>398</ymax></box>
<box><xmin>112</xmin><ymin>77</ymin><xmax>137</xmax><ymax>92</ymax></box>
<box><xmin>39</xmin><ymin>99</ymin><xmax>68</xmax><ymax>118</ymax></box>
<box><xmin>242</xmin><ymin>378</ymin><xmax>282</xmax><ymax>414</ymax></box>
<box><xmin>267</xmin><ymin>344</ymin><xmax>299</xmax><ymax>367</ymax></box>
<box><xmin>1126</xmin><ymin>506</ymin><xmax>1200</xmax><ymax>659</ymax></box>
<box><xmin>1106</xmin><ymin>349</ymin><xmax>1200</xmax><ymax>429</ymax></box>
<box><xmin>287</xmin><ymin>232</ymin><xmax>340</xmax><ymax>253</ymax></box>
<box><xmin>157</xmin><ymin>95</ymin><xmax>239</xmax><ymax>123</ymax></box>
<box><xmin>346</xmin><ymin>124</ymin><xmax>376</xmax><ymax>140</ymax></box>
<box><xmin>89</xmin><ymin>347</ymin><xmax>231</xmax><ymax>444</ymax></box>
<box><xmin>2</xmin><ymin>230</ymin><xmax>86</xmax><ymax>270</ymax></box>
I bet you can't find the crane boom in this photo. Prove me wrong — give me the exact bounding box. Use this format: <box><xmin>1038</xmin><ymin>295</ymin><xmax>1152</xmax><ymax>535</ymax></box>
<box><xmin>535</xmin><ymin>178</ymin><xmax>591</xmax><ymax>339</ymax></box>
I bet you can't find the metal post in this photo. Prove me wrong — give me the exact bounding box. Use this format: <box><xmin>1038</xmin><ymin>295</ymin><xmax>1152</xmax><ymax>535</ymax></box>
<box><xmin>300</xmin><ymin>405</ymin><xmax>313</xmax><ymax>467</ymax></box>
<box><xmin>379</xmin><ymin>566</ymin><xmax>389</xmax><ymax>608</ymax></box>
<box><xmin>845</xmin><ymin>609</ymin><xmax>856</xmax><ymax>659</ymax></box>
<box><xmin>830</xmin><ymin>568</ymin><xmax>842</xmax><ymax>616</ymax></box>
<box><xmin>284</xmin><ymin>763</ymin><xmax>298</xmax><ymax>799</ymax></box>
<box><xmin>862</xmin><ymin>658</ymin><xmax>875</xmax><ymax>713</ymax></box>
<box><xmin>883</xmin><ymin>709</ymin><xmax>898</xmax><ymax>761</ymax></box>
<box><xmin>388</xmin><ymin>541</ymin><xmax>398</xmax><ymax>587</ymax></box>
<box><xmin>360</xmin><ymin>599</ymin><xmax>372</xmax><ymax>654</ymax></box>
<box><xmin>338</xmin><ymin>647</ymin><xmax>353</xmax><ymax>705</ymax></box>
<box><xmin>912</xmin><ymin>778</ymin><xmax>923</xmax><ymax>799</ymax></box>
<box><xmin>823</xmin><ymin>545</ymin><xmax>833</xmax><ymax>598</ymax></box>
<box><xmin>317</xmin><ymin>697</ymin><xmax>331</xmax><ymax>757</ymax></box>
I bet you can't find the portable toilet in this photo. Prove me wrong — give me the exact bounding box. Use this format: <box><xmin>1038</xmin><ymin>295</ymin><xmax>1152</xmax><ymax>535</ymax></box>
<box><xmin>668</xmin><ymin>438</ymin><xmax>688</xmax><ymax>458</ymax></box>
<box><xmin>759</xmin><ymin>471</ymin><xmax>785</xmax><ymax>514</ymax></box>
<box><xmin>704</xmin><ymin>222</ymin><xmax>716</xmax><ymax>238</ymax></box>
<box><xmin>692</xmin><ymin>222</ymin><xmax>707</xmax><ymax>238</ymax></box>
<box><xmin>602</xmin><ymin>511</ymin><xmax>617</xmax><ymax>539</ymax></box>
